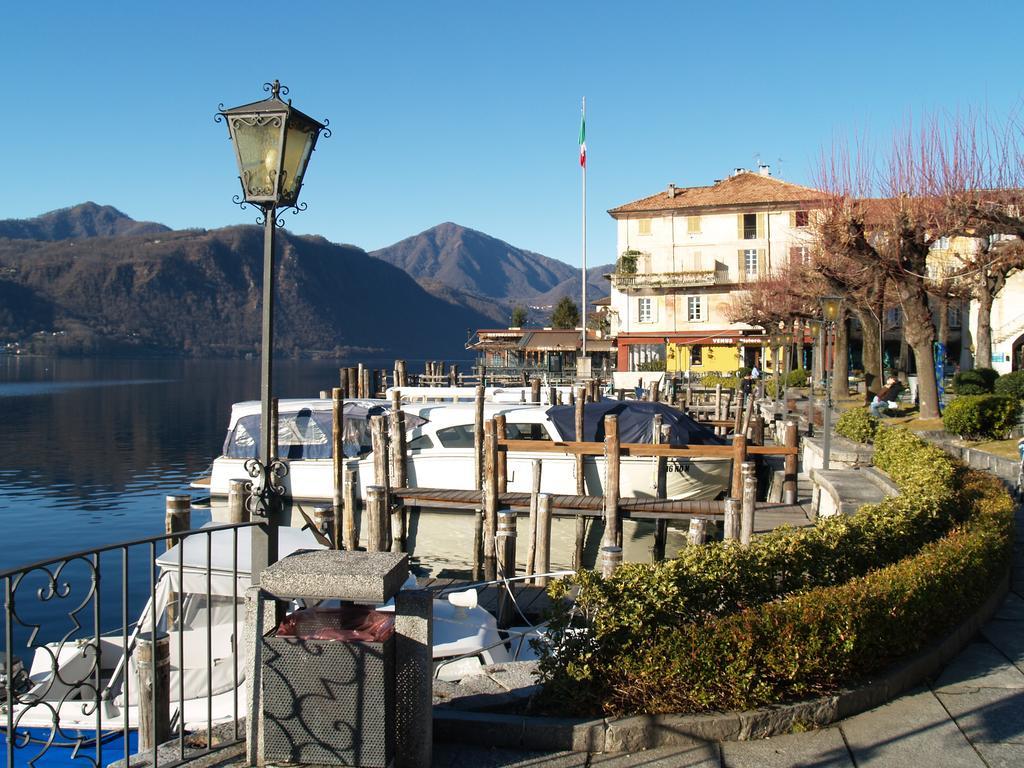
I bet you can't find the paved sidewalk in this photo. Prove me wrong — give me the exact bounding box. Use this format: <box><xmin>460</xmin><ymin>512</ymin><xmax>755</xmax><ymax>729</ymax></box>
<box><xmin>434</xmin><ymin>504</ymin><xmax>1024</xmax><ymax>767</ymax></box>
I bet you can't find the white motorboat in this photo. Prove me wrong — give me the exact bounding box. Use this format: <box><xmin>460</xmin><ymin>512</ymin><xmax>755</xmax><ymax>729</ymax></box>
<box><xmin>4</xmin><ymin>524</ymin><xmax>514</xmax><ymax>739</ymax></box>
<box><xmin>200</xmin><ymin>398</ymin><xmax>732</xmax><ymax>510</ymax></box>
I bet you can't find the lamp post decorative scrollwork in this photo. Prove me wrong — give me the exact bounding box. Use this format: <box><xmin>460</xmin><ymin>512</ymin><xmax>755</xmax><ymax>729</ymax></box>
<box><xmin>217</xmin><ymin>81</ymin><xmax>328</xmax><ymax>579</ymax></box>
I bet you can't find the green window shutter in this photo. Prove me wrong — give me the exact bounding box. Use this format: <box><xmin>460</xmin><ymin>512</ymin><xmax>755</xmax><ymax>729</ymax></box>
<box><xmin>756</xmin><ymin>213</ymin><xmax>766</xmax><ymax>239</ymax></box>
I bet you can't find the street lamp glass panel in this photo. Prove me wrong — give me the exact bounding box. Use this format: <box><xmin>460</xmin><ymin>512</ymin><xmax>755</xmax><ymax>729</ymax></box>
<box><xmin>820</xmin><ymin>296</ymin><xmax>843</xmax><ymax>322</ymax></box>
<box><xmin>280</xmin><ymin>124</ymin><xmax>317</xmax><ymax>203</ymax></box>
<box><xmin>230</xmin><ymin>115</ymin><xmax>286</xmax><ymax>201</ymax></box>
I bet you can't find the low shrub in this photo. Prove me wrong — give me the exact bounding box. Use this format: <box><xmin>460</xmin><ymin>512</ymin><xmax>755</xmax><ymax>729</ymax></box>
<box><xmin>953</xmin><ymin>369</ymin><xmax>996</xmax><ymax>395</ymax></box>
<box><xmin>835</xmin><ymin>408</ymin><xmax>879</xmax><ymax>443</ymax></box>
<box><xmin>942</xmin><ymin>394</ymin><xmax>1019</xmax><ymax>439</ymax></box>
<box><xmin>786</xmin><ymin>368</ymin><xmax>810</xmax><ymax>388</ymax></box>
<box><xmin>699</xmin><ymin>373</ymin><xmax>740</xmax><ymax>389</ymax></box>
<box><xmin>975</xmin><ymin>367</ymin><xmax>1001</xmax><ymax>389</ymax></box>
<box><xmin>536</xmin><ymin>427</ymin><xmax>1011</xmax><ymax>716</ymax></box>
<box><xmin>993</xmin><ymin>370</ymin><xmax>1024</xmax><ymax>399</ymax></box>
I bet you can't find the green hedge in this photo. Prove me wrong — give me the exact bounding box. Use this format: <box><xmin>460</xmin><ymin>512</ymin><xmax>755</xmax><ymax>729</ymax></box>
<box><xmin>942</xmin><ymin>394</ymin><xmax>1019</xmax><ymax>439</ymax></box>
<box><xmin>699</xmin><ymin>373</ymin><xmax>740</xmax><ymax>389</ymax></box>
<box><xmin>835</xmin><ymin>407</ymin><xmax>879</xmax><ymax>443</ymax></box>
<box><xmin>536</xmin><ymin>427</ymin><xmax>1013</xmax><ymax>716</ymax></box>
<box><xmin>953</xmin><ymin>368</ymin><xmax>999</xmax><ymax>395</ymax></box>
<box><xmin>993</xmin><ymin>370</ymin><xmax>1024</xmax><ymax>399</ymax></box>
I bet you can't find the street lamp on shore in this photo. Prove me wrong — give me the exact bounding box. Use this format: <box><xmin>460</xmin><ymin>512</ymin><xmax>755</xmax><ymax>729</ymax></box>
<box><xmin>217</xmin><ymin>81</ymin><xmax>328</xmax><ymax>579</ymax></box>
<box><xmin>820</xmin><ymin>295</ymin><xmax>843</xmax><ymax>471</ymax></box>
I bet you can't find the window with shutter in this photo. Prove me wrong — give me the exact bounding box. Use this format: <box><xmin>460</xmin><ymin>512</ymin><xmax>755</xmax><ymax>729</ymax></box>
<box><xmin>744</xmin><ymin>249</ymin><xmax>759</xmax><ymax>277</ymax></box>
<box><xmin>687</xmin><ymin>215</ymin><xmax>701</xmax><ymax>234</ymax></box>
<box><xmin>638</xmin><ymin>297</ymin><xmax>656</xmax><ymax>323</ymax></box>
<box><xmin>756</xmin><ymin>213</ymin><xmax>766</xmax><ymax>239</ymax></box>
<box><xmin>742</xmin><ymin>213</ymin><xmax>757</xmax><ymax>239</ymax></box>
<box><xmin>687</xmin><ymin>295</ymin><xmax>705</xmax><ymax>322</ymax></box>
<box><xmin>638</xmin><ymin>218</ymin><xmax>652</xmax><ymax>235</ymax></box>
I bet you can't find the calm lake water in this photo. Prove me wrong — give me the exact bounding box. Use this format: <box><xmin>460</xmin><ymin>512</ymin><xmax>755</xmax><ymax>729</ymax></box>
<box><xmin>0</xmin><ymin>356</ymin><xmax>456</xmax><ymax>646</ymax></box>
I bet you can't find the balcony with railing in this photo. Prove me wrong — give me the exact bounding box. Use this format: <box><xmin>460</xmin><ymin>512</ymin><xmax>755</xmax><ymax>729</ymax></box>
<box><xmin>610</xmin><ymin>268</ymin><xmax>730</xmax><ymax>291</ymax></box>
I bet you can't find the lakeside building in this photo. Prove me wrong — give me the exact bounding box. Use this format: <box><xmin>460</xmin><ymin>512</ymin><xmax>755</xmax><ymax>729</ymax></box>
<box><xmin>467</xmin><ymin>327</ymin><xmax>615</xmax><ymax>382</ymax></box>
<box><xmin>606</xmin><ymin>168</ymin><xmax>822</xmax><ymax>375</ymax></box>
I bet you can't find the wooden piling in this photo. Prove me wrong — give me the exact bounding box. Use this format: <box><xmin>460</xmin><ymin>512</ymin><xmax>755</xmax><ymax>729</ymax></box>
<box><xmin>752</xmin><ymin>414</ymin><xmax>766</xmax><ymax>446</ymax></box>
<box><xmin>603</xmin><ymin>414</ymin><xmax>621</xmax><ymax>550</ymax></box>
<box><xmin>227</xmin><ymin>479</ymin><xmax>250</xmax><ymax>524</ymax></box>
<box><xmin>365</xmin><ymin>485</ymin><xmax>388</xmax><ymax>552</ymax></box>
<box><xmin>526</xmin><ymin>459</ymin><xmax>542</xmax><ymax>581</ymax></box>
<box><xmin>600</xmin><ymin>545</ymin><xmax>623</xmax><ymax>578</ymax></box>
<box><xmin>496</xmin><ymin>511</ymin><xmax>517</xmax><ymax>629</ymax></box>
<box><xmin>687</xmin><ymin>518</ymin><xmax>708</xmax><ymax>546</ymax></box>
<box><xmin>731</xmin><ymin>433</ymin><xmax>748</xmax><ymax>499</ymax></box>
<box><xmin>343</xmin><ymin>467</ymin><xmax>358</xmax><ymax>550</ymax></box>
<box><xmin>370</xmin><ymin>414</ymin><xmax>391</xmax><ymax>549</ymax></box>
<box><xmin>136</xmin><ymin>631</ymin><xmax>171</xmax><ymax>752</ymax></box>
<box><xmin>535</xmin><ymin>493</ymin><xmax>552</xmax><ymax>587</ymax></box>
<box><xmin>389</xmin><ymin>390</ymin><xmax>407</xmax><ymax>552</ymax></box>
<box><xmin>357</xmin><ymin>363</ymin><xmax>366</xmax><ymax>398</ymax></box>
<box><xmin>649</xmin><ymin>379</ymin><xmax>660</xmax><ymax>403</ymax></box>
<box><xmin>652</xmin><ymin>420</ymin><xmax>668</xmax><ymax>562</ymax></box>
<box><xmin>740</xmin><ymin>462</ymin><xmax>757</xmax><ymax>546</ymax></box>
<box><xmin>530</xmin><ymin>377</ymin><xmax>541</xmax><ymax>404</ymax></box>
<box><xmin>714</xmin><ymin>384</ymin><xmax>723</xmax><ymax>435</ymax></box>
<box><xmin>483</xmin><ymin>419</ymin><xmax>499</xmax><ymax>581</ymax></box>
<box><xmin>784</xmin><ymin>418</ymin><xmax>799</xmax><ymax>505</ymax></box>
<box><xmin>733</xmin><ymin>391</ymin><xmax>745</xmax><ymax>435</ymax></box>
<box><xmin>339</xmin><ymin>367</ymin><xmax>348</xmax><ymax>398</ymax></box>
<box><xmin>332</xmin><ymin>387</ymin><xmax>345</xmax><ymax>549</ymax></box>
<box><xmin>164</xmin><ymin>495</ymin><xmax>190</xmax><ymax>551</ymax></box>
<box><xmin>472</xmin><ymin>385</ymin><xmax>485</xmax><ymax>580</ymax></box>
<box><xmin>312</xmin><ymin>504</ymin><xmax>334</xmax><ymax>538</ymax></box>
<box><xmin>495</xmin><ymin>414</ymin><xmax>508</xmax><ymax>494</ymax></box>
<box><xmin>723</xmin><ymin>497</ymin><xmax>741</xmax><ymax>541</ymax></box>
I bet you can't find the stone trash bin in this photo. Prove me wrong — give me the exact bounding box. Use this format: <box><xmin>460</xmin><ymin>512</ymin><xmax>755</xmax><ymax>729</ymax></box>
<box><xmin>245</xmin><ymin>550</ymin><xmax>432</xmax><ymax>768</ymax></box>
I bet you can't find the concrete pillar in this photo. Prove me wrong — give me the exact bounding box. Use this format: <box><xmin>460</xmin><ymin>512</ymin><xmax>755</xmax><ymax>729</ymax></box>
<box><xmin>395</xmin><ymin>589</ymin><xmax>433</xmax><ymax>768</ymax></box>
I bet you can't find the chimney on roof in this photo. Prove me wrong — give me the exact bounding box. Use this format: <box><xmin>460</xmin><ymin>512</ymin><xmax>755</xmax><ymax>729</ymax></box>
<box><xmin>758</xmin><ymin>164</ymin><xmax>771</xmax><ymax>177</ymax></box>
<box><xmin>732</xmin><ymin>167</ymin><xmax>747</xmax><ymax>177</ymax></box>
<box><xmin>667</xmin><ymin>183</ymin><xmax>677</xmax><ymax>198</ymax></box>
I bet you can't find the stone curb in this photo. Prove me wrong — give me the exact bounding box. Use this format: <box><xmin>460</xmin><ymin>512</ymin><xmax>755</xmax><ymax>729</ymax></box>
<box><xmin>434</xmin><ymin>570</ymin><xmax>1009</xmax><ymax>752</ymax></box>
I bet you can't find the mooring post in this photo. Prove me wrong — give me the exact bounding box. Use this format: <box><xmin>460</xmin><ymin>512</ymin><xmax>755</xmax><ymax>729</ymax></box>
<box><xmin>343</xmin><ymin>467</ymin><xmax>358</xmax><ymax>550</ymax></box>
<box><xmin>714</xmin><ymin>384</ymin><xmax>723</xmax><ymax>435</ymax></box>
<box><xmin>687</xmin><ymin>517</ymin><xmax>708</xmax><ymax>546</ymax></box>
<box><xmin>357</xmin><ymin>362</ymin><xmax>366</xmax><ymax>398</ymax></box>
<box><xmin>530</xmin><ymin>377</ymin><xmax>541</xmax><ymax>404</ymax></box>
<box><xmin>600</xmin><ymin>545</ymin><xmax>623</xmax><ymax>578</ymax></box>
<box><xmin>311</xmin><ymin>504</ymin><xmax>334</xmax><ymax>539</ymax></box>
<box><xmin>495</xmin><ymin>414</ymin><xmax>508</xmax><ymax>494</ymax></box>
<box><xmin>731</xmin><ymin>433</ymin><xmax>748</xmax><ymax>499</ymax></box>
<box><xmin>734</xmin><ymin>391</ymin><xmax>745</xmax><ymax>436</ymax></box>
<box><xmin>389</xmin><ymin>390</ymin><xmax>407</xmax><ymax>552</ymax></box>
<box><xmin>752</xmin><ymin>414</ymin><xmax>766</xmax><ymax>446</ymax></box>
<box><xmin>536</xmin><ymin>493</ymin><xmax>552</xmax><ymax>587</ymax></box>
<box><xmin>136</xmin><ymin>631</ymin><xmax>170</xmax><ymax>753</ymax></box>
<box><xmin>743</xmin><ymin>391</ymin><xmax>755</xmax><ymax>438</ymax></box>
<box><xmin>496</xmin><ymin>511</ymin><xmax>517</xmax><ymax>629</ymax></box>
<box><xmin>339</xmin><ymin>367</ymin><xmax>348</xmax><ymax>398</ymax></box>
<box><xmin>164</xmin><ymin>494</ymin><xmax>190</xmax><ymax>551</ymax></box>
<box><xmin>784</xmin><ymin>418</ymin><xmax>799</xmax><ymax>505</ymax></box>
<box><xmin>527</xmin><ymin>459</ymin><xmax>542</xmax><ymax>582</ymax></box>
<box><xmin>332</xmin><ymin>387</ymin><xmax>345</xmax><ymax>548</ymax></box>
<box><xmin>724</xmin><ymin>497</ymin><xmax>741</xmax><ymax>541</ymax></box>
<box><xmin>472</xmin><ymin>384</ymin><xmax>485</xmax><ymax>580</ymax></box>
<box><xmin>653</xmin><ymin>420</ymin><xmax>669</xmax><ymax>562</ymax></box>
<box><xmin>227</xmin><ymin>479</ymin><xmax>249</xmax><ymax>524</ymax></box>
<box><xmin>603</xmin><ymin>414</ymin><xmax>621</xmax><ymax>550</ymax></box>
<box><xmin>740</xmin><ymin>462</ymin><xmax>757</xmax><ymax>546</ymax></box>
<box><xmin>365</xmin><ymin>485</ymin><xmax>388</xmax><ymax>552</ymax></box>
<box><xmin>483</xmin><ymin>418</ymin><xmax>499</xmax><ymax>581</ymax></box>
<box><xmin>649</xmin><ymin>379</ymin><xmax>660</xmax><ymax>403</ymax></box>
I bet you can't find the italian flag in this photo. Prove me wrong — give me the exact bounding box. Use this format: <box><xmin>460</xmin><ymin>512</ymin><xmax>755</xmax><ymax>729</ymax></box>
<box><xmin>579</xmin><ymin>113</ymin><xmax>587</xmax><ymax>168</ymax></box>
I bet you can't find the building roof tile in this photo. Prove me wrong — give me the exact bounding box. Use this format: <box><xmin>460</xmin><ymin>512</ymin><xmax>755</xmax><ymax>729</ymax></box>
<box><xmin>609</xmin><ymin>172</ymin><xmax>824</xmax><ymax>215</ymax></box>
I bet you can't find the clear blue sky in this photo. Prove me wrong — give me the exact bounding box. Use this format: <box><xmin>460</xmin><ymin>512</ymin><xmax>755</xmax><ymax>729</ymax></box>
<box><xmin>3</xmin><ymin>1</ymin><xmax>1021</xmax><ymax>267</ymax></box>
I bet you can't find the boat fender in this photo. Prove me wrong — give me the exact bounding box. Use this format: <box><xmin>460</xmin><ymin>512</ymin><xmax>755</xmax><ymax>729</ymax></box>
<box><xmin>447</xmin><ymin>588</ymin><xmax>478</xmax><ymax>619</ymax></box>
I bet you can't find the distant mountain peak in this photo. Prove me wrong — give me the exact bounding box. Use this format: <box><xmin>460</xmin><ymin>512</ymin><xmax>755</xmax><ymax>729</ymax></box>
<box><xmin>0</xmin><ymin>203</ymin><xmax>170</xmax><ymax>241</ymax></box>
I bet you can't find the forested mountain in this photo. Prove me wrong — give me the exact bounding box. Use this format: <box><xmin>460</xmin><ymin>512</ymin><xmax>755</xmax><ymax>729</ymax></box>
<box><xmin>0</xmin><ymin>202</ymin><xmax>170</xmax><ymax>241</ymax></box>
<box><xmin>0</xmin><ymin>223</ymin><xmax>490</xmax><ymax>358</ymax></box>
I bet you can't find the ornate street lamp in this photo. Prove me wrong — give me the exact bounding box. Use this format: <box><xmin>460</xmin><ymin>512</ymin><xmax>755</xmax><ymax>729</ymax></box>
<box><xmin>217</xmin><ymin>81</ymin><xmax>328</xmax><ymax>578</ymax></box>
<box><xmin>820</xmin><ymin>296</ymin><xmax>843</xmax><ymax>470</ymax></box>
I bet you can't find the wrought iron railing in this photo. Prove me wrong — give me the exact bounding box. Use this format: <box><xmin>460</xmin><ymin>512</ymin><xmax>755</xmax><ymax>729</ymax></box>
<box><xmin>1</xmin><ymin>521</ymin><xmax>256</xmax><ymax>768</ymax></box>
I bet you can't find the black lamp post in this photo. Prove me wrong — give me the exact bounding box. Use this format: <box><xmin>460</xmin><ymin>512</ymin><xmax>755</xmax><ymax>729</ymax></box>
<box><xmin>217</xmin><ymin>81</ymin><xmax>328</xmax><ymax>579</ymax></box>
<box><xmin>820</xmin><ymin>295</ymin><xmax>843</xmax><ymax>471</ymax></box>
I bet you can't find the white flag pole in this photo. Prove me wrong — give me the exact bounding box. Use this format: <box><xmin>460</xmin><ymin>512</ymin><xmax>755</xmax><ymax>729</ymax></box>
<box><xmin>581</xmin><ymin>96</ymin><xmax>587</xmax><ymax>362</ymax></box>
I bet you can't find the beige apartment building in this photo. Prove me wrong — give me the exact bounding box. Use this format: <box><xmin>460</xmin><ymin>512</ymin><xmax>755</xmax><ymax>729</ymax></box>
<box><xmin>608</xmin><ymin>168</ymin><xmax>823</xmax><ymax>373</ymax></box>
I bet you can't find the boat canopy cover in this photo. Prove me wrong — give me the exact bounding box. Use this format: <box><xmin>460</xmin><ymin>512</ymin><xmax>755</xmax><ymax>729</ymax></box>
<box><xmin>545</xmin><ymin>401</ymin><xmax>725</xmax><ymax>446</ymax></box>
<box><xmin>223</xmin><ymin>402</ymin><xmax>425</xmax><ymax>459</ymax></box>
